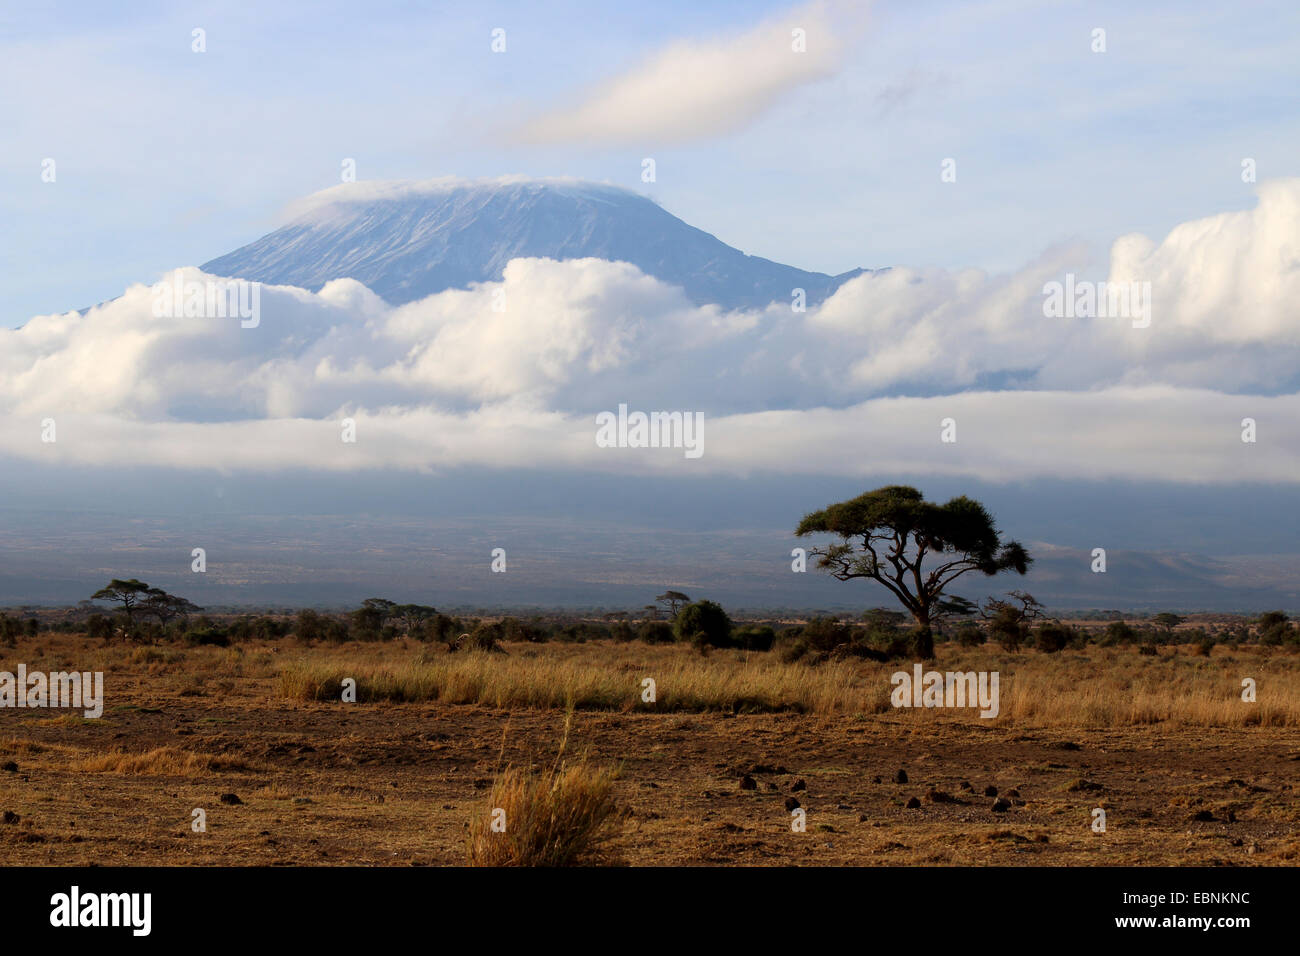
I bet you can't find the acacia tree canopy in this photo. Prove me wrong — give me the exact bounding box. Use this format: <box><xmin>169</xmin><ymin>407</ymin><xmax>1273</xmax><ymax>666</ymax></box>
<box><xmin>795</xmin><ymin>485</ymin><xmax>1031</xmax><ymax>657</ymax></box>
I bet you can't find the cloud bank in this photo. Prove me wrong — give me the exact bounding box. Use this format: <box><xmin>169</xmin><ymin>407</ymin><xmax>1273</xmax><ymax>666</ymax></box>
<box><xmin>3</xmin><ymin>180</ymin><xmax>1299</xmax><ymax>483</ymax></box>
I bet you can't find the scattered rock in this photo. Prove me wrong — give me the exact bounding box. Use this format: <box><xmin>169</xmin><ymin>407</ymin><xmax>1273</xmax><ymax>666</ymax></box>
<box><xmin>2</xmin><ymin>811</ymin><xmax>19</xmax><ymax>824</ymax></box>
<box><xmin>926</xmin><ymin>789</ymin><xmax>958</xmax><ymax>804</ymax></box>
<box><xmin>1</xmin><ymin>761</ymin><xmax>17</xmax><ymax>773</ymax></box>
<box><xmin>292</xmin><ymin>797</ymin><xmax>313</xmax><ymax>805</ymax></box>
<box><xmin>872</xmin><ymin>775</ymin><xmax>883</xmax><ymax>784</ymax></box>
<box><xmin>219</xmin><ymin>793</ymin><xmax>243</xmax><ymax>805</ymax></box>
<box><xmin>1067</xmin><ymin>779</ymin><xmax>1103</xmax><ymax>793</ymax></box>
<box><xmin>1190</xmin><ymin>810</ymin><xmax>1216</xmax><ymax>822</ymax></box>
<box><xmin>739</xmin><ymin>775</ymin><xmax>757</xmax><ymax>791</ymax></box>
<box><xmin>894</xmin><ymin>770</ymin><xmax>909</xmax><ymax>784</ymax></box>
<box><xmin>991</xmin><ymin>798</ymin><xmax>1011</xmax><ymax>813</ymax></box>
<box><xmin>784</xmin><ymin>796</ymin><xmax>801</xmax><ymax>811</ymax></box>
<box><xmin>790</xmin><ymin>778</ymin><xmax>807</xmax><ymax>792</ymax></box>
<box><xmin>1005</xmin><ymin>788</ymin><xmax>1021</xmax><ymax>799</ymax></box>
<box><xmin>858</xmin><ymin>813</ymin><xmax>869</xmax><ymax>822</ymax></box>
<box><xmin>958</xmin><ymin>780</ymin><xmax>973</xmax><ymax>791</ymax></box>
<box><xmin>984</xmin><ymin>785</ymin><xmax>998</xmax><ymax>797</ymax></box>
<box><xmin>905</xmin><ymin>796</ymin><xmax>922</xmax><ymax>809</ymax></box>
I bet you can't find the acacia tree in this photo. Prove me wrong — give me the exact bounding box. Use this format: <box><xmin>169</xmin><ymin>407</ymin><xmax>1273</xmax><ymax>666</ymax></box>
<box><xmin>143</xmin><ymin>589</ymin><xmax>202</xmax><ymax>627</ymax></box>
<box><xmin>795</xmin><ymin>486</ymin><xmax>1032</xmax><ymax>658</ymax></box>
<box><xmin>655</xmin><ymin>591</ymin><xmax>690</xmax><ymax>617</ymax></box>
<box><xmin>90</xmin><ymin>579</ymin><xmax>153</xmax><ymax>632</ymax></box>
<box><xmin>980</xmin><ymin>590</ymin><xmax>1045</xmax><ymax>650</ymax></box>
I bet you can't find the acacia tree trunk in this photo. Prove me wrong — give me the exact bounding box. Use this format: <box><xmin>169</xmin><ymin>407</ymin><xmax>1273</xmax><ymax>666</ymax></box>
<box><xmin>911</xmin><ymin>613</ymin><xmax>935</xmax><ymax>659</ymax></box>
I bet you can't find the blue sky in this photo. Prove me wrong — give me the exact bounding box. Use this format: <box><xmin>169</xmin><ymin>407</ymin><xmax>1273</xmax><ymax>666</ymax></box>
<box><xmin>4</xmin><ymin>0</ymin><xmax>1298</xmax><ymax>326</ymax></box>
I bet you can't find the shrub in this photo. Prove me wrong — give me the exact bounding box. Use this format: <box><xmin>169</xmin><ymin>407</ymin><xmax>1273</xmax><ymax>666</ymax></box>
<box><xmin>183</xmin><ymin>626</ymin><xmax>230</xmax><ymax>647</ymax></box>
<box><xmin>1034</xmin><ymin>622</ymin><xmax>1072</xmax><ymax>654</ymax></box>
<box><xmin>956</xmin><ymin>623</ymin><xmax>986</xmax><ymax>647</ymax></box>
<box><xmin>635</xmin><ymin>620</ymin><xmax>675</xmax><ymax>644</ymax></box>
<box><xmin>673</xmin><ymin>601</ymin><xmax>732</xmax><ymax>648</ymax></box>
<box><xmin>733</xmin><ymin>625</ymin><xmax>776</xmax><ymax>652</ymax></box>
<box><xmin>295</xmin><ymin>609</ymin><xmax>326</xmax><ymax>643</ymax></box>
<box><xmin>780</xmin><ymin>617</ymin><xmax>894</xmax><ymax>663</ymax></box>
<box><xmin>1258</xmin><ymin>611</ymin><xmax>1294</xmax><ymax>646</ymax></box>
<box><xmin>458</xmin><ymin>622</ymin><xmax>505</xmax><ymax>653</ymax></box>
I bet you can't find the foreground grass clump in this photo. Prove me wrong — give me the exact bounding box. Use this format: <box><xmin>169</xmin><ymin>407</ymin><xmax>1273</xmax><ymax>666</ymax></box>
<box><xmin>467</xmin><ymin>721</ymin><xmax>619</xmax><ymax>867</ymax></box>
<box><xmin>466</xmin><ymin>761</ymin><xmax>619</xmax><ymax>866</ymax></box>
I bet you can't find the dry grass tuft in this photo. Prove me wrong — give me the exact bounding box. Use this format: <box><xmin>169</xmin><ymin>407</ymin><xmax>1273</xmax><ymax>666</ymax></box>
<box><xmin>467</xmin><ymin>715</ymin><xmax>620</xmax><ymax>866</ymax></box>
<box><xmin>73</xmin><ymin>746</ymin><xmax>255</xmax><ymax>776</ymax></box>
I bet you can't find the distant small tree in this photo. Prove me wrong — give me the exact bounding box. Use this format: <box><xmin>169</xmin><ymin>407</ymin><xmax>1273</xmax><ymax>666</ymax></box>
<box><xmin>1152</xmin><ymin>612</ymin><xmax>1186</xmax><ymax>635</ymax></box>
<box><xmin>656</xmin><ymin>591</ymin><xmax>691</xmax><ymax>617</ymax></box>
<box><xmin>91</xmin><ymin>579</ymin><xmax>153</xmax><ymax>637</ymax></box>
<box><xmin>143</xmin><ymin>589</ymin><xmax>202</xmax><ymax>627</ymax></box>
<box><xmin>981</xmin><ymin>591</ymin><xmax>1044</xmax><ymax>651</ymax></box>
<box><xmin>350</xmin><ymin>598</ymin><xmax>398</xmax><ymax>640</ymax></box>
<box><xmin>391</xmin><ymin>604</ymin><xmax>437</xmax><ymax>638</ymax></box>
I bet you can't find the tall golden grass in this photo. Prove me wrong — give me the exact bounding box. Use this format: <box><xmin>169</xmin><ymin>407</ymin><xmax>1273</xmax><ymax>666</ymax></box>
<box><xmin>275</xmin><ymin>642</ymin><xmax>1300</xmax><ymax>727</ymax></box>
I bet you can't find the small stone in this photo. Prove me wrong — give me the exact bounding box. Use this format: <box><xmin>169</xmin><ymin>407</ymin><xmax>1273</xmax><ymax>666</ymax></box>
<box><xmin>790</xmin><ymin>778</ymin><xmax>806</xmax><ymax>792</ymax></box>
<box><xmin>219</xmin><ymin>793</ymin><xmax>243</xmax><ymax>805</ymax></box>
<box><xmin>894</xmin><ymin>770</ymin><xmax>909</xmax><ymax>784</ymax></box>
<box><xmin>991</xmin><ymin>798</ymin><xmax>1011</xmax><ymax>813</ymax></box>
<box><xmin>984</xmin><ymin>785</ymin><xmax>999</xmax><ymax>797</ymax></box>
<box><xmin>2</xmin><ymin>811</ymin><xmax>19</xmax><ymax>824</ymax></box>
<box><xmin>1</xmin><ymin>761</ymin><xmax>18</xmax><ymax>773</ymax></box>
<box><xmin>905</xmin><ymin>796</ymin><xmax>921</xmax><ymax>809</ymax></box>
<box><xmin>739</xmin><ymin>774</ymin><xmax>757</xmax><ymax>791</ymax></box>
<box><xmin>784</xmin><ymin>796</ymin><xmax>801</xmax><ymax>811</ymax></box>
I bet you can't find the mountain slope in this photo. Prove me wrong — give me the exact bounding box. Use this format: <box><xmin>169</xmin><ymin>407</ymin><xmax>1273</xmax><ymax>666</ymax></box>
<box><xmin>201</xmin><ymin>177</ymin><xmax>866</xmax><ymax>309</ymax></box>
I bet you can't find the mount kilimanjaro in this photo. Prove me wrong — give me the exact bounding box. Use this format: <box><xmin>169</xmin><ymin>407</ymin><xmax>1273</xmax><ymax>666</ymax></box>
<box><xmin>202</xmin><ymin>177</ymin><xmax>868</xmax><ymax>310</ymax></box>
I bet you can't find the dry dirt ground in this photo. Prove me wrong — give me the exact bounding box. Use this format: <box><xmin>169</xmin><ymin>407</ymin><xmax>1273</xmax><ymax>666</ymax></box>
<box><xmin>2</xmin><ymin>638</ymin><xmax>1298</xmax><ymax>866</ymax></box>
